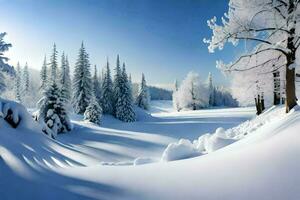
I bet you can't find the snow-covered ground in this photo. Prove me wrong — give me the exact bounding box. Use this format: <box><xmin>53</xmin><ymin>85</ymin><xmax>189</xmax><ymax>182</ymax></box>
<box><xmin>2</xmin><ymin>100</ymin><xmax>300</xmax><ymax>200</ymax></box>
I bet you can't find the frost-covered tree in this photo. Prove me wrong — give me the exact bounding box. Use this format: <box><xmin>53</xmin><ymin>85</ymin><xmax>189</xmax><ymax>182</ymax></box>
<box><xmin>49</xmin><ymin>43</ymin><xmax>58</xmax><ymax>83</ymax></box>
<box><xmin>37</xmin><ymin>82</ymin><xmax>72</xmax><ymax>137</ymax></box>
<box><xmin>40</xmin><ymin>56</ymin><xmax>48</xmax><ymax>92</ymax></box>
<box><xmin>0</xmin><ymin>32</ymin><xmax>14</xmax><ymax>93</ymax></box>
<box><xmin>14</xmin><ymin>62</ymin><xmax>22</xmax><ymax>102</ymax></box>
<box><xmin>72</xmin><ymin>42</ymin><xmax>93</xmax><ymax>114</ymax></box>
<box><xmin>205</xmin><ymin>0</ymin><xmax>300</xmax><ymax>113</ymax></box>
<box><xmin>114</xmin><ymin>62</ymin><xmax>136</xmax><ymax>122</ymax></box>
<box><xmin>136</xmin><ymin>73</ymin><xmax>150</xmax><ymax>110</ymax></box>
<box><xmin>84</xmin><ymin>97</ymin><xmax>102</xmax><ymax>125</ymax></box>
<box><xmin>22</xmin><ymin>62</ymin><xmax>30</xmax><ymax>95</ymax></box>
<box><xmin>173</xmin><ymin>72</ymin><xmax>209</xmax><ymax>111</ymax></box>
<box><xmin>93</xmin><ymin>65</ymin><xmax>101</xmax><ymax>102</ymax></box>
<box><xmin>101</xmin><ymin>59</ymin><xmax>114</xmax><ymax>114</ymax></box>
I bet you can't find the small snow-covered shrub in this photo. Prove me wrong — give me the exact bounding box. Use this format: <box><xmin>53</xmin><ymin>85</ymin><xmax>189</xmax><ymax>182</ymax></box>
<box><xmin>37</xmin><ymin>82</ymin><xmax>72</xmax><ymax>138</ymax></box>
<box><xmin>84</xmin><ymin>99</ymin><xmax>102</xmax><ymax>125</ymax></box>
<box><xmin>161</xmin><ymin>139</ymin><xmax>202</xmax><ymax>161</ymax></box>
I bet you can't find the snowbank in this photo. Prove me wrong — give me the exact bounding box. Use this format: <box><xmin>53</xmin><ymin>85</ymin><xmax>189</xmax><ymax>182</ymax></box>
<box><xmin>161</xmin><ymin>139</ymin><xmax>202</xmax><ymax>161</ymax></box>
<box><xmin>161</xmin><ymin>106</ymin><xmax>288</xmax><ymax>162</ymax></box>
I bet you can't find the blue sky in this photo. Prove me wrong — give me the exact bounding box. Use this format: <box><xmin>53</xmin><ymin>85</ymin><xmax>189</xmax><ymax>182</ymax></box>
<box><xmin>0</xmin><ymin>0</ymin><xmax>239</xmax><ymax>87</ymax></box>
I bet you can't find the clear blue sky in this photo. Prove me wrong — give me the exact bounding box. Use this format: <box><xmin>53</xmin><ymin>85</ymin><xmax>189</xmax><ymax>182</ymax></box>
<box><xmin>0</xmin><ymin>0</ymin><xmax>238</xmax><ymax>87</ymax></box>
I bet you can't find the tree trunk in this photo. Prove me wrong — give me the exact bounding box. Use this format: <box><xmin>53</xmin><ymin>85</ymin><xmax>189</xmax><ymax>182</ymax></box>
<box><xmin>261</xmin><ymin>95</ymin><xmax>265</xmax><ymax>112</ymax></box>
<box><xmin>285</xmin><ymin>65</ymin><xmax>297</xmax><ymax>113</ymax></box>
<box><xmin>285</xmin><ymin>26</ymin><xmax>297</xmax><ymax>113</ymax></box>
<box><xmin>255</xmin><ymin>95</ymin><xmax>262</xmax><ymax>115</ymax></box>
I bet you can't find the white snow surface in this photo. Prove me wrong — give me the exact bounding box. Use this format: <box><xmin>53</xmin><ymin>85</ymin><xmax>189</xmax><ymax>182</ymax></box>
<box><xmin>1</xmin><ymin>100</ymin><xmax>300</xmax><ymax>199</ymax></box>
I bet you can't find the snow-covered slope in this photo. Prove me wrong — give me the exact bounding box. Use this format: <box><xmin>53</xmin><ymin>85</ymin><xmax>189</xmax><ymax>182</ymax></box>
<box><xmin>1</xmin><ymin>101</ymin><xmax>299</xmax><ymax>200</ymax></box>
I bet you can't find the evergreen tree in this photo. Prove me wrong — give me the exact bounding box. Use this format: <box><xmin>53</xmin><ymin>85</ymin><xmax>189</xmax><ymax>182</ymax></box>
<box><xmin>84</xmin><ymin>97</ymin><xmax>102</xmax><ymax>125</ymax></box>
<box><xmin>72</xmin><ymin>42</ymin><xmax>93</xmax><ymax>114</ymax></box>
<box><xmin>59</xmin><ymin>53</ymin><xmax>72</xmax><ymax>100</ymax></box>
<box><xmin>0</xmin><ymin>32</ymin><xmax>13</xmax><ymax>93</ymax></box>
<box><xmin>50</xmin><ymin>43</ymin><xmax>58</xmax><ymax>83</ymax></box>
<box><xmin>113</xmin><ymin>54</ymin><xmax>122</xmax><ymax>115</ymax></box>
<box><xmin>93</xmin><ymin>65</ymin><xmax>101</xmax><ymax>101</ymax></box>
<box><xmin>136</xmin><ymin>73</ymin><xmax>150</xmax><ymax>110</ymax></box>
<box><xmin>40</xmin><ymin>56</ymin><xmax>48</xmax><ymax>92</ymax></box>
<box><xmin>117</xmin><ymin>63</ymin><xmax>136</xmax><ymax>122</ymax></box>
<box><xmin>37</xmin><ymin>82</ymin><xmax>72</xmax><ymax>137</ymax></box>
<box><xmin>100</xmin><ymin>59</ymin><xmax>114</xmax><ymax>114</ymax></box>
<box><xmin>207</xmin><ymin>72</ymin><xmax>215</xmax><ymax>106</ymax></box>
<box><xmin>22</xmin><ymin>62</ymin><xmax>30</xmax><ymax>95</ymax></box>
<box><xmin>14</xmin><ymin>62</ymin><xmax>22</xmax><ymax>102</ymax></box>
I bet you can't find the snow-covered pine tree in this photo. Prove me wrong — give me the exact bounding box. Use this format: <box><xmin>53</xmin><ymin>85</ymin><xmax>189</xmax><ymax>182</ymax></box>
<box><xmin>206</xmin><ymin>72</ymin><xmax>215</xmax><ymax>106</ymax></box>
<box><xmin>0</xmin><ymin>32</ymin><xmax>13</xmax><ymax>93</ymax></box>
<box><xmin>135</xmin><ymin>73</ymin><xmax>150</xmax><ymax>110</ymax></box>
<box><xmin>22</xmin><ymin>62</ymin><xmax>30</xmax><ymax>96</ymax></box>
<box><xmin>113</xmin><ymin>54</ymin><xmax>122</xmax><ymax>115</ymax></box>
<box><xmin>40</xmin><ymin>56</ymin><xmax>48</xmax><ymax>92</ymax></box>
<box><xmin>72</xmin><ymin>42</ymin><xmax>93</xmax><ymax>114</ymax></box>
<box><xmin>59</xmin><ymin>53</ymin><xmax>72</xmax><ymax>100</ymax></box>
<box><xmin>114</xmin><ymin>62</ymin><xmax>136</xmax><ymax>122</ymax></box>
<box><xmin>14</xmin><ymin>62</ymin><xmax>22</xmax><ymax>102</ymax></box>
<box><xmin>59</xmin><ymin>52</ymin><xmax>72</xmax><ymax>125</ymax></box>
<box><xmin>84</xmin><ymin>96</ymin><xmax>102</xmax><ymax>125</ymax></box>
<box><xmin>93</xmin><ymin>65</ymin><xmax>101</xmax><ymax>102</ymax></box>
<box><xmin>64</xmin><ymin>55</ymin><xmax>72</xmax><ymax>99</ymax></box>
<box><xmin>49</xmin><ymin>43</ymin><xmax>58</xmax><ymax>82</ymax></box>
<box><xmin>37</xmin><ymin>82</ymin><xmax>71</xmax><ymax>137</ymax></box>
<box><xmin>100</xmin><ymin>59</ymin><xmax>114</xmax><ymax>114</ymax></box>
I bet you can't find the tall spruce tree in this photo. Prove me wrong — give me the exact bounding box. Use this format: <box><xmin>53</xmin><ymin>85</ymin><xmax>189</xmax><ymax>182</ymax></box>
<box><xmin>40</xmin><ymin>56</ymin><xmax>48</xmax><ymax>92</ymax></box>
<box><xmin>115</xmin><ymin>63</ymin><xmax>136</xmax><ymax>122</ymax></box>
<box><xmin>22</xmin><ymin>62</ymin><xmax>30</xmax><ymax>95</ymax></box>
<box><xmin>100</xmin><ymin>59</ymin><xmax>114</xmax><ymax>114</ymax></box>
<box><xmin>93</xmin><ymin>65</ymin><xmax>101</xmax><ymax>101</ymax></box>
<box><xmin>14</xmin><ymin>62</ymin><xmax>22</xmax><ymax>102</ymax></box>
<box><xmin>59</xmin><ymin>53</ymin><xmax>72</xmax><ymax>100</ymax></box>
<box><xmin>59</xmin><ymin>53</ymin><xmax>72</xmax><ymax>116</ymax></box>
<box><xmin>136</xmin><ymin>73</ymin><xmax>150</xmax><ymax>110</ymax></box>
<box><xmin>72</xmin><ymin>42</ymin><xmax>93</xmax><ymax>114</ymax></box>
<box><xmin>50</xmin><ymin>43</ymin><xmax>58</xmax><ymax>83</ymax></box>
<box><xmin>207</xmin><ymin>72</ymin><xmax>215</xmax><ymax>106</ymax></box>
<box><xmin>113</xmin><ymin>55</ymin><xmax>122</xmax><ymax>115</ymax></box>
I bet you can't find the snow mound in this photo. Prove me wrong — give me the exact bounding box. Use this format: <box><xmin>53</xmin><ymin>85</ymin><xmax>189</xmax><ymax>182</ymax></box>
<box><xmin>161</xmin><ymin>139</ymin><xmax>202</xmax><ymax>161</ymax></box>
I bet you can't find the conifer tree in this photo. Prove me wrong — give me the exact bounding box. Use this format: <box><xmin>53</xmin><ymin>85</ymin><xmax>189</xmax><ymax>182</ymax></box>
<box><xmin>84</xmin><ymin>96</ymin><xmax>102</xmax><ymax>125</ymax></box>
<box><xmin>115</xmin><ymin>63</ymin><xmax>136</xmax><ymax>122</ymax></box>
<box><xmin>113</xmin><ymin>55</ymin><xmax>122</xmax><ymax>115</ymax></box>
<box><xmin>93</xmin><ymin>65</ymin><xmax>101</xmax><ymax>101</ymax></box>
<box><xmin>59</xmin><ymin>53</ymin><xmax>72</xmax><ymax>100</ymax></box>
<box><xmin>50</xmin><ymin>43</ymin><xmax>58</xmax><ymax>82</ymax></box>
<box><xmin>14</xmin><ymin>62</ymin><xmax>22</xmax><ymax>102</ymax></box>
<box><xmin>100</xmin><ymin>59</ymin><xmax>114</xmax><ymax>114</ymax></box>
<box><xmin>37</xmin><ymin>82</ymin><xmax>72</xmax><ymax>137</ymax></box>
<box><xmin>207</xmin><ymin>72</ymin><xmax>215</xmax><ymax>106</ymax></box>
<box><xmin>136</xmin><ymin>73</ymin><xmax>150</xmax><ymax>110</ymax></box>
<box><xmin>22</xmin><ymin>62</ymin><xmax>30</xmax><ymax>95</ymax></box>
<box><xmin>40</xmin><ymin>56</ymin><xmax>48</xmax><ymax>92</ymax></box>
<box><xmin>72</xmin><ymin>42</ymin><xmax>93</xmax><ymax>114</ymax></box>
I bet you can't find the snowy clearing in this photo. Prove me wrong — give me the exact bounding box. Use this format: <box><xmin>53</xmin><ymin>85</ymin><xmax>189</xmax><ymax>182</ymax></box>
<box><xmin>2</xmin><ymin>101</ymin><xmax>300</xmax><ymax>200</ymax></box>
